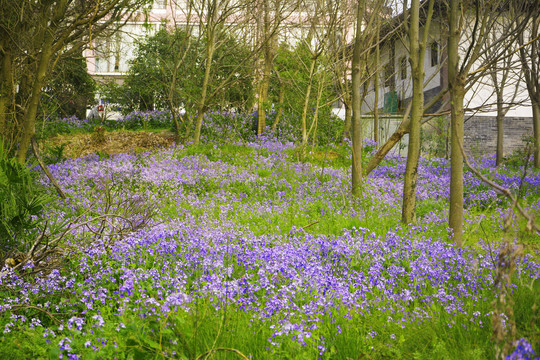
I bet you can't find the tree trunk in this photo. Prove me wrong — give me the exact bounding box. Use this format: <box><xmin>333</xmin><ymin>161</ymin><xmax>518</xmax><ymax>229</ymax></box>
<box><xmin>342</xmin><ymin>104</ymin><xmax>352</xmax><ymax>141</ymax></box>
<box><xmin>271</xmin><ymin>75</ymin><xmax>284</xmax><ymax>131</ymax></box>
<box><xmin>402</xmin><ymin>0</ymin><xmax>434</xmax><ymax>224</ymax></box>
<box><xmin>300</xmin><ymin>58</ymin><xmax>316</xmax><ymax>151</ymax></box>
<box><xmin>0</xmin><ymin>47</ymin><xmax>13</xmax><ymax>147</ymax></box>
<box><xmin>373</xmin><ymin>19</ymin><xmax>380</xmax><ymax>144</ymax></box>
<box><xmin>309</xmin><ymin>79</ymin><xmax>325</xmax><ymax>147</ymax></box>
<box><xmin>496</xmin><ymin>93</ymin><xmax>504</xmax><ymax>166</ymax></box>
<box><xmin>449</xmin><ymin>83</ymin><xmax>465</xmax><ymax>246</ymax></box>
<box><xmin>351</xmin><ymin>0</ymin><xmax>366</xmax><ymax>197</ymax></box>
<box><xmin>448</xmin><ymin>0</ymin><xmax>464</xmax><ymax>246</ymax></box>
<box><xmin>402</xmin><ymin>0</ymin><xmax>423</xmax><ymax>224</ymax></box>
<box><xmin>518</xmin><ymin>16</ymin><xmax>539</xmax><ymax>167</ymax></box>
<box><xmin>257</xmin><ymin>0</ymin><xmax>276</xmax><ymax>137</ymax></box>
<box><xmin>193</xmin><ymin>25</ymin><xmax>217</xmax><ymax>145</ymax></box>
<box><xmin>16</xmin><ymin>37</ymin><xmax>55</xmax><ymax>163</ymax></box>
<box><xmin>532</xmin><ymin>98</ymin><xmax>540</xmax><ymax>168</ymax></box>
<box><xmin>339</xmin><ymin>41</ymin><xmax>353</xmax><ymax>141</ymax></box>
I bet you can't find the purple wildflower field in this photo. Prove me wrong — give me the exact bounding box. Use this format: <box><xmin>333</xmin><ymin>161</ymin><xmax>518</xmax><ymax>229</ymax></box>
<box><xmin>1</xmin><ymin>136</ymin><xmax>539</xmax><ymax>359</ymax></box>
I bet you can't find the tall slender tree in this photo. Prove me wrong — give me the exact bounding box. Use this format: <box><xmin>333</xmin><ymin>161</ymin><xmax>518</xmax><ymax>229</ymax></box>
<box><xmin>351</xmin><ymin>0</ymin><xmax>367</xmax><ymax>197</ymax></box>
<box><xmin>445</xmin><ymin>0</ymin><xmax>535</xmax><ymax>244</ymax></box>
<box><xmin>350</xmin><ymin>0</ymin><xmax>387</xmax><ymax>197</ymax></box>
<box><xmin>518</xmin><ymin>15</ymin><xmax>540</xmax><ymax>168</ymax></box>
<box><xmin>447</xmin><ymin>0</ymin><xmax>465</xmax><ymax>245</ymax></box>
<box><xmin>0</xmin><ymin>0</ymin><xmax>150</xmax><ymax>162</ymax></box>
<box><xmin>401</xmin><ymin>0</ymin><xmax>435</xmax><ymax>224</ymax></box>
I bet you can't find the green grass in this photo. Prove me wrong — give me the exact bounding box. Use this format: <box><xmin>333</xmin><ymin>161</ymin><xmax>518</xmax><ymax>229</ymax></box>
<box><xmin>2</xmin><ymin>142</ymin><xmax>539</xmax><ymax>359</ymax></box>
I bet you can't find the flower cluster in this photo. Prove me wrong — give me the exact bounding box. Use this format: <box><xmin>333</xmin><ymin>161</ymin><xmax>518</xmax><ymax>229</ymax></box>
<box><xmin>1</xmin><ymin>136</ymin><xmax>539</xmax><ymax>358</ymax></box>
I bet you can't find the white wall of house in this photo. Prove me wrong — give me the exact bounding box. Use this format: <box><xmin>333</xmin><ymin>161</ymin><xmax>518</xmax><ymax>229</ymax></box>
<box><xmin>463</xmin><ymin>57</ymin><xmax>531</xmax><ymax>118</ymax></box>
<box><xmin>361</xmin><ymin>23</ymin><xmax>443</xmax><ymax>114</ymax></box>
<box><xmin>361</xmin><ymin>19</ymin><xmax>532</xmax><ymax>119</ymax></box>
<box><xmin>85</xmin><ymin>0</ymin><xmax>346</xmax><ymax>81</ymax></box>
<box><xmin>86</xmin><ymin>23</ymin><xmax>160</xmax><ymax>75</ymax></box>
<box><xmin>85</xmin><ymin>0</ymin><xmax>174</xmax><ymax>77</ymax></box>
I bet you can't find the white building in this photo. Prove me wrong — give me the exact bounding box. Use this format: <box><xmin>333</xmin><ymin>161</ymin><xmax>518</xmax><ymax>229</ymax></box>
<box><xmin>84</xmin><ymin>0</ymin><xmax>350</xmax><ymax>84</ymax></box>
<box><xmin>361</xmin><ymin>10</ymin><xmax>533</xmax><ymax>156</ymax></box>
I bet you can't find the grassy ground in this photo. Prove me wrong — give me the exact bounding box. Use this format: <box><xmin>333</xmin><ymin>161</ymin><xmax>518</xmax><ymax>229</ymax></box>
<box><xmin>1</xmin><ymin>137</ymin><xmax>539</xmax><ymax>359</ymax></box>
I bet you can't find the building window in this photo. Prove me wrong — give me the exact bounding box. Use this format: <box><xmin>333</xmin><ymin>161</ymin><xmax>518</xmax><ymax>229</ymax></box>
<box><xmin>400</xmin><ymin>56</ymin><xmax>407</xmax><ymax>80</ymax></box>
<box><xmin>94</xmin><ymin>32</ymin><xmax>128</xmax><ymax>73</ymax></box>
<box><xmin>153</xmin><ymin>0</ymin><xmax>167</xmax><ymax>9</ymax></box>
<box><xmin>95</xmin><ymin>38</ymin><xmax>113</xmax><ymax>73</ymax></box>
<box><xmin>384</xmin><ymin>62</ymin><xmax>395</xmax><ymax>89</ymax></box>
<box><xmin>431</xmin><ymin>42</ymin><xmax>439</xmax><ymax>67</ymax></box>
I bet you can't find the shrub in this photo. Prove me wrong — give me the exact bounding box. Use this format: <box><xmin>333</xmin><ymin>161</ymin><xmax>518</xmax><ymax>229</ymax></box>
<box><xmin>0</xmin><ymin>150</ymin><xmax>52</xmax><ymax>260</ymax></box>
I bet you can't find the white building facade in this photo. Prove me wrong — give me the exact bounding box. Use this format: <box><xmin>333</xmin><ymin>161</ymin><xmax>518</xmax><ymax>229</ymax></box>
<box><xmin>361</xmin><ymin>14</ymin><xmax>533</xmax><ymax>156</ymax></box>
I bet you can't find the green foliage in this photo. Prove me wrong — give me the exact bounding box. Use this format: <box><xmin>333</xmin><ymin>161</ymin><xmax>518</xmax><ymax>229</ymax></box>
<box><xmin>504</xmin><ymin>138</ymin><xmax>536</xmax><ymax>170</ymax></box>
<box><xmin>271</xmin><ymin>44</ymin><xmax>314</xmax><ymax>115</ymax></box>
<box><xmin>267</xmin><ymin>43</ymin><xmax>342</xmax><ymax>145</ymax></box>
<box><xmin>43</xmin><ymin>143</ymin><xmax>68</xmax><ymax>165</ymax></box>
<box><xmin>115</xmin><ymin>28</ymin><xmax>254</xmax><ymax>114</ymax></box>
<box><xmin>421</xmin><ymin>117</ymin><xmax>450</xmax><ymax>158</ymax></box>
<box><xmin>271</xmin><ymin>44</ymin><xmax>333</xmax><ymax>114</ymax></box>
<box><xmin>0</xmin><ymin>149</ymin><xmax>51</xmax><ymax>258</ymax></box>
<box><xmin>39</xmin><ymin>55</ymin><xmax>97</xmax><ymax>121</ymax></box>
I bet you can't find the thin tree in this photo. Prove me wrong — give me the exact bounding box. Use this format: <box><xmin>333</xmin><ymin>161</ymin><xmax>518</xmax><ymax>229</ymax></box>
<box><xmin>447</xmin><ymin>0</ymin><xmax>465</xmax><ymax>245</ymax></box>
<box><xmin>255</xmin><ymin>0</ymin><xmax>296</xmax><ymax>136</ymax></box>
<box><xmin>481</xmin><ymin>30</ymin><xmax>521</xmax><ymax>166</ymax></box>
<box><xmin>401</xmin><ymin>0</ymin><xmax>435</xmax><ymax>224</ymax></box>
<box><xmin>191</xmin><ymin>0</ymin><xmax>273</xmax><ymax>145</ymax></box>
<box><xmin>446</xmin><ymin>0</ymin><xmax>534</xmax><ymax>244</ymax></box>
<box><xmin>350</xmin><ymin>0</ymin><xmax>389</xmax><ymax>197</ymax></box>
<box><xmin>0</xmin><ymin>0</ymin><xmax>150</xmax><ymax>162</ymax></box>
<box><xmin>351</xmin><ymin>0</ymin><xmax>366</xmax><ymax>197</ymax></box>
<box><xmin>517</xmin><ymin>14</ymin><xmax>540</xmax><ymax>168</ymax></box>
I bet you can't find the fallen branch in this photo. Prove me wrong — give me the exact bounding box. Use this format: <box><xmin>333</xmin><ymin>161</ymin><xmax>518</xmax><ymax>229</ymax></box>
<box><xmin>302</xmin><ymin>220</ymin><xmax>320</xmax><ymax>230</ymax></box>
<box><xmin>31</xmin><ymin>137</ymin><xmax>66</xmax><ymax>199</ymax></box>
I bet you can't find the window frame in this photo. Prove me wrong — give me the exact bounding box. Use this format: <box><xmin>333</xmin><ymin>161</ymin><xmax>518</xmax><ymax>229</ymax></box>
<box><xmin>399</xmin><ymin>56</ymin><xmax>407</xmax><ymax>80</ymax></box>
<box><xmin>430</xmin><ymin>41</ymin><xmax>439</xmax><ymax>67</ymax></box>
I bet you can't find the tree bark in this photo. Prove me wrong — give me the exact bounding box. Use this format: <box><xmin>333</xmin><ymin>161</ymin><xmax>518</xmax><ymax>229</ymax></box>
<box><xmin>495</xmin><ymin>92</ymin><xmax>504</xmax><ymax>166</ymax></box>
<box><xmin>16</xmin><ymin>27</ymin><xmax>56</xmax><ymax>163</ymax></box>
<box><xmin>402</xmin><ymin>0</ymin><xmax>423</xmax><ymax>224</ymax></box>
<box><xmin>532</xmin><ymin>98</ymin><xmax>540</xmax><ymax>168</ymax></box>
<box><xmin>448</xmin><ymin>0</ymin><xmax>464</xmax><ymax>246</ymax></box>
<box><xmin>373</xmin><ymin>18</ymin><xmax>380</xmax><ymax>145</ymax></box>
<box><xmin>257</xmin><ymin>0</ymin><xmax>276</xmax><ymax>137</ymax></box>
<box><xmin>193</xmin><ymin>13</ymin><xmax>218</xmax><ymax>145</ymax></box>
<box><xmin>300</xmin><ymin>57</ymin><xmax>316</xmax><ymax>151</ymax></box>
<box><xmin>342</xmin><ymin>105</ymin><xmax>352</xmax><ymax>141</ymax></box>
<box><xmin>516</xmin><ymin>14</ymin><xmax>540</xmax><ymax>167</ymax></box>
<box><xmin>271</xmin><ymin>74</ymin><xmax>284</xmax><ymax>131</ymax></box>
<box><xmin>0</xmin><ymin>46</ymin><xmax>13</xmax><ymax>147</ymax></box>
<box><xmin>351</xmin><ymin>0</ymin><xmax>366</xmax><ymax>197</ymax></box>
<box><xmin>402</xmin><ymin>0</ymin><xmax>434</xmax><ymax>224</ymax></box>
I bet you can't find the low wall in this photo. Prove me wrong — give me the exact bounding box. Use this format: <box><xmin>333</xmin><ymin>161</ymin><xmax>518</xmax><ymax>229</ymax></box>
<box><xmin>464</xmin><ymin>115</ymin><xmax>534</xmax><ymax>156</ymax></box>
<box><xmin>359</xmin><ymin>114</ymin><xmax>534</xmax><ymax>158</ymax></box>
